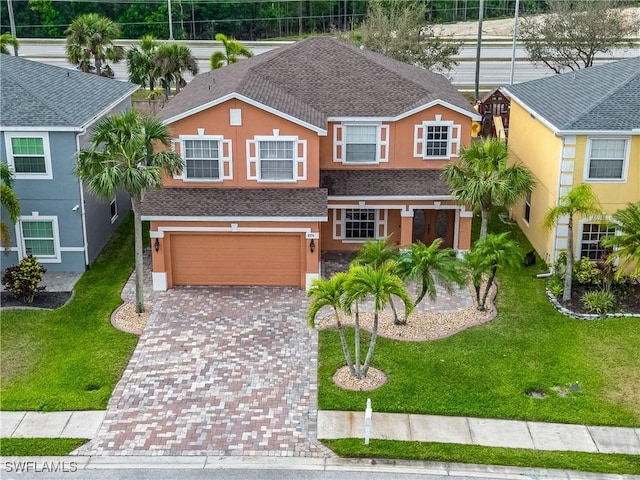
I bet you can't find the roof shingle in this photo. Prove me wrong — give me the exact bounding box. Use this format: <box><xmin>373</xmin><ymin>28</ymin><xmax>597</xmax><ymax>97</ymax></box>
<box><xmin>320</xmin><ymin>169</ymin><xmax>450</xmax><ymax>197</ymax></box>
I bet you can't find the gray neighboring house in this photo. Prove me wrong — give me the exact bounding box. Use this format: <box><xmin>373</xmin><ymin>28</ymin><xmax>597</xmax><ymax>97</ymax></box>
<box><xmin>0</xmin><ymin>55</ymin><xmax>139</xmax><ymax>273</ymax></box>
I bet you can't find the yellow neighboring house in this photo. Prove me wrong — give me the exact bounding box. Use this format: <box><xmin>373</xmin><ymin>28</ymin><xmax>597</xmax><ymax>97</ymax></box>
<box><xmin>502</xmin><ymin>57</ymin><xmax>640</xmax><ymax>266</ymax></box>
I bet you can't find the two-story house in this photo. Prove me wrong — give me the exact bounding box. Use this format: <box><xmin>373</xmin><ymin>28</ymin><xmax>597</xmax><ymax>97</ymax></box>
<box><xmin>502</xmin><ymin>57</ymin><xmax>640</xmax><ymax>266</ymax></box>
<box><xmin>0</xmin><ymin>55</ymin><xmax>138</xmax><ymax>272</ymax></box>
<box><xmin>141</xmin><ymin>36</ymin><xmax>481</xmax><ymax>291</ymax></box>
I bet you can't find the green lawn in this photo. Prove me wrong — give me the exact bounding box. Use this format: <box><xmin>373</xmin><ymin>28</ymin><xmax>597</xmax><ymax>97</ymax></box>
<box><xmin>0</xmin><ymin>216</ymin><xmax>140</xmax><ymax>411</ymax></box>
<box><xmin>324</xmin><ymin>439</ymin><xmax>640</xmax><ymax>476</ymax></box>
<box><xmin>318</xmin><ymin>211</ymin><xmax>640</xmax><ymax>427</ymax></box>
<box><xmin>0</xmin><ymin>438</ymin><xmax>88</xmax><ymax>456</ymax></box>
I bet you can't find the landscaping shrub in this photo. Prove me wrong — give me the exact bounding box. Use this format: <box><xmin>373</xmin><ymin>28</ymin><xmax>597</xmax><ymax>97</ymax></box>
<box><xmin>547</xmin><ymin>274</ymin><xmax>564</xmax><ymax>297</ymax></box>
<box><xmin>574</xmin><ymin>257</ymin><xmax>602</xmax><ymax>286</ymax></box>
<box><xmin>1</xmin><ymin>255</ymin><xmax>46</xmax><ymax>304</ymax></box>
<box><xmin>582</xmin><ymin>290</ymin><xmax>617</xmax><ymax>314</ymax></box>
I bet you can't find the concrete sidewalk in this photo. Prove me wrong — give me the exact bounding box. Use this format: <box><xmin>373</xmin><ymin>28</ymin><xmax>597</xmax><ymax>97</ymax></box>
<box><xmin>0</xmin><ymin>411</ymin><xmax>105</xmax><ymax>439</ymax></box>
<box><xmin>318</xmin><ymin>411</ymin><xmax>640</xmax><ymax>455</ymax></box>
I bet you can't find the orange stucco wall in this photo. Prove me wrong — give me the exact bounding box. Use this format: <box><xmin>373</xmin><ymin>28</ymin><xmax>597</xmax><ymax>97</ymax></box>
<box><xmin>162</xmin><ymin>99</ymin><xmax>321</xmax><ymax>188</ymax></box>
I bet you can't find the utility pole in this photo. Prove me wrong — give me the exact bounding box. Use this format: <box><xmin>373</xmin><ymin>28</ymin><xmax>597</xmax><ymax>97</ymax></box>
<box><xmin>474</xmin><ymin>0</ymin><xmax>485</xmax><ymax>102</ymax></box>
<box><xmin>7</xmin><ymin>0</ymin><xmax>17</xmax><ymax>38</ymax></box>
<box><xmin>168</xmin><ymin>0</ymin><xmax>174</xmax><ymax>40</ymax></box>
<box><xmin>509</xmin><ymin>0</ymin><xmax>521</xmax><ymax>85</ymax></box>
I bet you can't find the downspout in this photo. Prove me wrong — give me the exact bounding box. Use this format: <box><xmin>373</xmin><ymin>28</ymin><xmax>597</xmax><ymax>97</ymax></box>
<box><xmin>76</xmin><ymin>130</ymin><xmax>90</xmax><ymax>267</ymax></box>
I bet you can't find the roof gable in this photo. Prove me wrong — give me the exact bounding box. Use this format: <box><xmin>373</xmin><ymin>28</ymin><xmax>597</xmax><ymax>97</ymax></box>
<box><xmin>0</xmin><ymin>55</ymin><xmax>138</xmax><ymax>129</ymax></box>
<box><xmin>503</xmin><ymin>57</ymin><xmax>640</xmax><ymax>132</ymax></box>
<box><xmin>159</xmin><ymin>36</ymin><xmax>477</xmax><ymax>129</ymax></box>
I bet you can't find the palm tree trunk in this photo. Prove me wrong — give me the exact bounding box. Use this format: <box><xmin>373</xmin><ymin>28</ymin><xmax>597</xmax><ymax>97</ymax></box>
<box><xmin>354</xmin><ymin>301</ymin><xmax>361</xmax><ymax>378</ymax></box>
<box><xmin>480</xmin><ymin>207</ymin><xmax>489</xmax><ymax>239</ymax></box>
<box><xmin>563</xmin><ymin>218</ymin><xmax>574</xmax><ymax>302</ymax></box>
<box><xmin>362</xmin><ymin>312</ymin><xmax>379</xmax><ymax>378</ymax></box>
<box><xmin>334</xmin><ymin>311</ymin><xmax>356</xmax><ymax>377</ymax></box>
<box><xmin>131</xmin><ymin>196</ymin><xmax>145</xmax><ymax>314</ymax></box>
<box><xmin>479</xmin><ymin>268</ymin><xmax>497</xmax><ymax>310</ymax></box>
<box><xmin>389</xmin><ymin>297</ymin><xmax>403</xmax><ymax>325</ymax></box>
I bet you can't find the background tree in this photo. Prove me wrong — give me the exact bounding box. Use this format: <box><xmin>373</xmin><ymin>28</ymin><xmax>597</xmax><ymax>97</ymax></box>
<box><xmin>127</xmin><ymin>34</ymin><xmax>159</xmax><ymax>90</ymax></box>
<box><xmin>466</xmin><ymin>232</ymin><xmax>523</xmax><ymax>311</ymax></box>
<box><xmin>0</xmin><ymin>163</ymin><xmax>20</xmax><ymax>249</ymax></box>
<box><xmin>65</xmin><ymin>13</ymin><xmax>125</xmax><ymax>76</ymax></box>
<box><xmin>75</xmin><ymin>110</ymin><xmax>183</xmax><ymax>313</ymax></box>
<box><xmin>153</xmin><ymin>43</ymin><xmax>199</xmax><ymax>99</ymax></box>
<box><xmin>544</xmin><ymin>183</ymin><xmax>602</xmax><ymax>302</ymax></box>
<box><xmin>602</xmin><ymin>202</ymin><xmax>640</xmax><ymax>279</ymax></box>
<box><xmin>442</xmin><ymin>138</ymin><xmax>535</xmax><ymax>239</ymax></box>
<box><xmin>0</xmin><ymin>33</ymin><xmax>19</xmax><ymax>55</ymax></box>
<box><xmin>210</xmin><ymin>33</ymin><xmax>253</xmax><ymax>69</ymax></box>
<box><xmin>351</xmin><ymin>0</ymin><xmax>460</xmax><ymax>72</ymax></box>
<box><xmin>519</xmin><ymin>0</ymin><xmax>635</xmax><ymax>74</ymax></box>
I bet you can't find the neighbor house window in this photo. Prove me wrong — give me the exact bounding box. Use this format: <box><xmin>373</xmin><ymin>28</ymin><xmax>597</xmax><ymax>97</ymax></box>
<box><xmin>580</xmin><ymin>223</ymin><xmax>615</xmax><ymax>260</ymax></box>
<box><xmin>345</xmin><ymin>209</ymin><xmax>376</xmax><ymax>239</ymax></box>
<box><xmin>183</xmin><ymin>139</ymin><xmax>220</xmax><ymax>180</ymax></box>
<box><xmin>4</xmin><ymin>133</ymin><xmax>52</xmax><ymax>179</ymax></box>
<box><xmin>345</xmin><ymin>125</ymin><xmax>377</xmax><ymax>163</ymax></box>
<box><xmin>18</xmin><ymin>216</ymin><xmax>60</xmax><ymax>262</ymax></box>
<box><xmin>110</xmin><ymin>197</ymin><xmax>118</xmax><ymax>223</ymax></box>
<box><xmin>259</xmin><ymin>140</ymin><xmax>294</xmax><ymax>180</ymax></box>
<box><xmin>586</xmin><ymin>138</ymin><xmax>628</xmax><ymax>180</ymax></box>
<box><xmin>524</xmin><ymin>190</ymin><xmax>532</xmax><ymax>223</ymax></box>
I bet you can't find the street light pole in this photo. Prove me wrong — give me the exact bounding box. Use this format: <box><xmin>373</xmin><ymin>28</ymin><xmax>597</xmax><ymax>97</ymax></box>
<box><xmin>474</xmin><ymin>0</ymin><xmax>485</xmax><ymax>102</ymax></box>
<box><xmin>509</xmin><ymin>0</ymin><xmax>521</xmax><ymax>85</ymax></box>
<box><xmin>168</xmin><ymin>0</ymin><xmax>174</xmax><ymax>40</ymax></box>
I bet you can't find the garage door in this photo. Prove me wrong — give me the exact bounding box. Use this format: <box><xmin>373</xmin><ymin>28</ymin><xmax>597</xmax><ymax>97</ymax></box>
<box><xmin>170</xmin><ymin>233</ymin><xmax>302</xmax><ymax>287</ymax></box>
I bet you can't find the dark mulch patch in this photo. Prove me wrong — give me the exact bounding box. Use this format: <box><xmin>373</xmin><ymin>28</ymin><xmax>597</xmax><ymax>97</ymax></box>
<box><xmin>1</xmin><ymin>291</ymin><xmax>73</xmax><ymax>309</ymax></box>
<box><xmin>557</xmin><ymin>283</ymin><xmax>640</xmax><ymax>315</ymax></box>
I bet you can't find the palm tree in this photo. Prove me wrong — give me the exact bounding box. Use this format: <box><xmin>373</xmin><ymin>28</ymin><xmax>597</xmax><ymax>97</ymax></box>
<box><xmin>397</xmin><ymin>238</ymin><xmax>467</xmax><ymax>310</ymax></box>
<box><xmin>153</xmin><ymin>43</ymin><xmax>199</xmax><ymax>99</ymax></box>
<box><xmin>0</xmin><ymin>33</ymin><xmax>19</xmax><ymax>55</ymax></box>
<box><xmin>441</xmin><ymin>138</ymin><xmax>535</xmax><ymax>239</ymax></box>
<box><xmin>210</xmin><ymin>33</ymin><xmax>253</xmax><ymax>69</ymax></box>
<box><xmin>127</xmin><ymin>35</ymin><xmax>159</xmax><ymax>90</ymax></box>
<box><xmin>544</xmin><ymin>183</ymin><xmax>602</xmax><ymax>302</ymax></box>
<box><xmin>602</xmin><ymin>202</ymin><xmax>640</xmax><ymax>279</ymax></box>
<box><xmin>343</xmin><ymin>262</ymin><xmax>413</xmax><ymax>378</ymax></box>
<box><xmin>75</xmin><ymin>110</ymin><xmax>183</xmax><ymax>313</ymax></box>
<box><xmin>65</xmin><ymin>13</ymin><xmax>125</xmax><ymax>76</ymax></box>
<box><xmin>467</xmin><ymin>232</ymin><xmax>522</xmax><ymax>310</ymax></box>
<box><xmin>1</xmin><ymin>163</ymin><xmax>20</xmax><ymax>249</ymax></box>
<box><xmin>307</xmin><ymin>272</ymin><xmax>356</xmax><ymax>377</ymax></box>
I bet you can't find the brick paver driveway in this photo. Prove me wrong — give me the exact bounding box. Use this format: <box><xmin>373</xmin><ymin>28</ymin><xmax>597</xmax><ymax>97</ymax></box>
<box><xmin>80</xmin><ymin>286</ymin><xmax>330</xmax><ymax>457</ymax></box>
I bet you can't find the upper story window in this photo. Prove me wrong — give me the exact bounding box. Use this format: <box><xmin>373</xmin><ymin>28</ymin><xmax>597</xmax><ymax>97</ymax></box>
<box><xmin>580</xmin><ymin>223</ymin><xmax>615</xmax><ymax>261</ymax></box>
<box><xmin>585</xmin><ymin>138</ymin><xmax>628</xmax><ymax>181</ymax></box>
<box><xmin>17</xmin><ymin>216</ymin><xmax>61</xmax><ymax>263</ymax></box>
<box><xmin>4</xmin><ymin>132</ymin><xmax>53</xmax><ymax>180</ymax></box>
<box><xmin>247</xmin><ymin>134</ymin><xmax>307</xmax><ymax>182</ymax></box>
<box><xmin>333</xmin><ymin>123</ymin><xmax>388</xmax><ymax>164</ymax></box>
<box><xmin>176</xmin><ymin>133</ymin><xmax>232</xmax><ymax>182</ymax></box>
<box><xmin>414</xmin><ymin>118</ymin><xmax>461</xmax><ymax>160</ymax></box>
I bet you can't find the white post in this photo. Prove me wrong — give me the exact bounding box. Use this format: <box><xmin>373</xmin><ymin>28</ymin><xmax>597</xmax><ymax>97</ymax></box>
<box><xmin>364</xmin><ymin>398</ymin><xmax>372</xmax><ymax>445</ymax></box>
<box><xmin>509</xmin><ymin>0</ymin><xmax>521</xmax><ymax>85</ymax></box>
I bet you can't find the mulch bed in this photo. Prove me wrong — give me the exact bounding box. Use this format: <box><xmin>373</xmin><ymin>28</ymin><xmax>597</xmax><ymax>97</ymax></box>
<box><xmin>555</xmin><ymin>283</ymin><xmax>640</xmax><ymax>315</ymax></box>
<box><xmin>1</xmin><ymin>291</ymin><xmax>73</xmax><ymax>309</ymax></box>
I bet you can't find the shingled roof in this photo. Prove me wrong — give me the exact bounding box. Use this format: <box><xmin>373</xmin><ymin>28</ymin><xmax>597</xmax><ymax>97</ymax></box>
<box><xmin>502</xmin><ymin>57</ymin><xmax>640</xmax><ymax>132</ymax></box>
<box><xmin>0</xmin><ymin>55</ymin><xmax>138</xmax><ymax>129</ymax></box>
<box><xmin>159</xmin><ymin>36</ymin><xmax>478</xmax><ymax>129</ymax></box>
<box><xmin>140</xmin><ymin>188</ymin><xmax>328</xmax><ymax>219</ymax></box>
<box><xmin>320</xmin><ymin>169</ymin><xmax>450</xmax><ymax>197</ymax></box>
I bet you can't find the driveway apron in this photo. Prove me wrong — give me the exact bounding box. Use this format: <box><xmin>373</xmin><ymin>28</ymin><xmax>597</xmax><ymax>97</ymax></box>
<box><xmin>79</xmin><ymin>286</ymin><xmax>330</xmax><ymax>457</ymax></box>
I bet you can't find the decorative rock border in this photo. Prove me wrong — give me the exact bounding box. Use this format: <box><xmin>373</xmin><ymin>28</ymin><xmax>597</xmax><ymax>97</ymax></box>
<box><xmin>546</xmin><ymin>289</ymin><xmax>640</xmax><ymax>320</ymax></box>
<box><xmin>110</xmin><ymin>302</ymin><xmax>151</xmax><ymax>335</ymax></box>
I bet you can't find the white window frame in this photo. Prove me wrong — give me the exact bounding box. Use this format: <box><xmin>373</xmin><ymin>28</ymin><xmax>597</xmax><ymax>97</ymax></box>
<box><xmin>332</xmin><ymin>208</ymin><xmax>388</xmax><ymax>243</ymax></box>
<box><xmin>110</xmin><ymin>197</ymin><xmax>118</xmax><ymax>223</ymax></box>
<box><xmin>414</xmin><ymin>119</ymin><xmax>461</xmax><ymax>160</ymax></box>
<box><xmin>4</xmin><ymin>132</ymin><xmax>53</xmax><ymax>180</ymax></box>
<box><xmin>583</xmin><ymin>137</ymin><xmax>630</xmax><ymax>182</ymax></box>
<box><xmin>15</xmin><ymin>215</ymin><xmax>61</xmax><ymax>263</ymax></box>
<box><xmin>333</xmin><ymin>123</ymin><xmax>389</xmax><ymax>164</ymax></box>
<box><xmin>577</xmin><ymin>220</ymin><xmax>616</xmax><ymax>261</ymax></box>
<box><xmin>523</xmin><ymin>189</ymin><xmax>532</xmax><ymax>224</ymax></box>
<box><xmin>246</xmin><ymin>135</ymin><xmax>307</xmax><ymax>183</ymax></box>
<box><xmin>178</xmin><ymin>134</ymin><xmax>232</xmax><ymax>182</ymax></box>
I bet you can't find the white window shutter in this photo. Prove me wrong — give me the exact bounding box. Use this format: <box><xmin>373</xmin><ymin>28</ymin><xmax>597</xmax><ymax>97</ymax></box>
<box><xmin>333</xmin><ymin>209</ymin><xmax>342</xmax><ymax>239</ymax></box>
<box><xmin>451</xmin><ymin>124</ymin><xmax>461</xmax><ymax>157</ymax></box>
<box><xmin>377</xmin><ymin>210</ymin><xmax>387</xmax><ymax>238</ymax></box>
<box><xmin>378</xmin><ymin>125</ymin><xmax>389</xmax><ymax>162</ymax></box>
<box><xmin>246</xmin><ymin>139</ymin><xmax>258</xmax><ymax>180</ymax></box>
<box><xmin>221</xmin><ymin>139</ymin><xmax>233</xmax><ymax>180</ymax></box>
<box><xmin>172</xmin><ymin>139</ymin><xmax>183</xmax><ymax>179</ymax></box>
<box><xmin>414</xmin><ymin>124</ymin><xmax>424</xmax><ymax>158</ymax></box>
<box><xmin>333</xmin><ymin>124</ymin><xmax>344</xmax><ymax>163</ymax></box>
<box><xmin>295</xmin><ymin>139</ymin><xmax>307</xmax><ymax>180</ymax></box>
